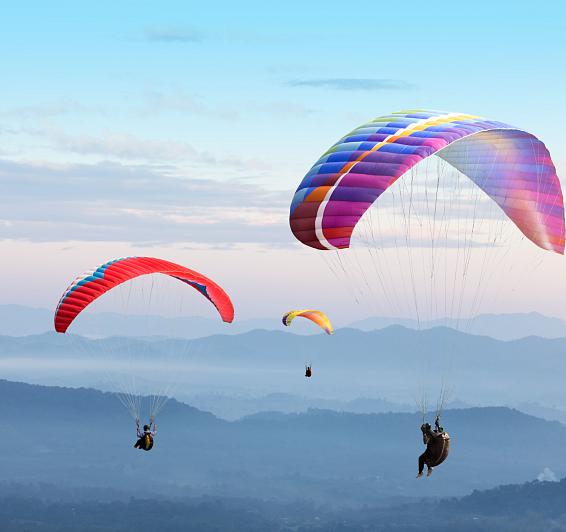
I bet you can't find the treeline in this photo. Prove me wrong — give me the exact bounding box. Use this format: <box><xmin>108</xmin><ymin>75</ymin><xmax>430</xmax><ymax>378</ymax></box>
<box><xmin>443</xmin><ymin>477</ymin><xmax>566</xmax><ymax>517</ymax></box>
<box><xmin>0</xmin><ymin>497</ymin><xmax>277</xmax><ymax>532</ymax></box>
<box><xmin>2</xmin><ymin>485</ymin><xmax>566</xmax><ymax>532</ymax></box>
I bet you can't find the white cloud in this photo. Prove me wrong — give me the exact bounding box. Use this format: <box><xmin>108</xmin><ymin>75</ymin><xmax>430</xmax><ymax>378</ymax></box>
<box><xmin>537</xmin><ymin>467</ymin><xmax>558</xmax><ymax>482</ymax></box>
<box><xmin>54</xmin><ymin>131</ymin><xmax>202</xmax><ymax>161</ymax></box>
<box><xmin>288</xmin><ymin>78</ymin><xmax>416</xmax><ymax>91</ymax></box>
<box><xmin>0</xmin><ymin>101</ymin><xmax>103</xmax><ymax>119</ymax></box>
<box><xmin>141</xmin><ymin>91</ymin><xmax>240</xmax><ymax>121</ymax></box>
<box><xmin>0</xmin><ymin>158</ymin><xmax>291</xmax><ymax>246</ymax></box>
<box><xmin>17</xmin><ymin>126</ymin><xmax>271</xmax><ymax>171</ymax></box>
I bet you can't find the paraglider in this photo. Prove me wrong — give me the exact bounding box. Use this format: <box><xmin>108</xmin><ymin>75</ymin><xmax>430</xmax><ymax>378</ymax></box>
<box><xmin>289</xmin><ymin>110</ymin><xmax>565</xmax><ymax>476</ymax></box>
<box><xmin>282</xmin><ymin>309</ymin><xmax>333</xmax><ymax>335</ymax></box>
<box><xmin>282</xmin><ymin>310</ymin><xmax>332</xmax><ymax>378</ymax></box>
<box><xmin>54</xmin><ymin>257</ymin><xmax>234</xmax><ymax>447</ymax></box>
<box><xmin>417</xmin><ymin>416</ymin><xmax>450</xmax><ymax>478</ymax></box>
<box><xmin>289</xmin><ymin>110</ymin><xmax>565</xmax><ymax>254</ymax></box>
<box><xmin>134</xmin><ymin>419</ymin><xmax>157</xmax><ymax>451</ymax></box>
<box><xmin>55</xmin><ymin>256</ymin><xmax>234</xmax><ymax>333</ymax></box>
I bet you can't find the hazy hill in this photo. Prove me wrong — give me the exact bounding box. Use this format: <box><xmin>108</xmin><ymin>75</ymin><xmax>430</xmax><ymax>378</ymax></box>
<box><xmin>350</xmin><ymin>311</ymin><xmax>566</xmax><ymax>341</ymax></box>
<box><xmin>0</xmin><ymin>304</ymin><xmax>302</xmax><ymax>338</ymax></box>
<box><xmin>3</xmin><ymin>326</ymin><xmax>566</xmax><ymax>409</ymax></box>
<box><xmin>1</xmin><ymin>379</ymin><xmax>565</xmax><ymax>507</ymax></box>
<box><xmin>5</xmin><ymin>304</ymin><xmax>566</xmax><ymax>341</ymax></box>
<box><xmin>186</xmin><ymin>392</ymin><xmax>415</xmax><ymax>420</ymax></box>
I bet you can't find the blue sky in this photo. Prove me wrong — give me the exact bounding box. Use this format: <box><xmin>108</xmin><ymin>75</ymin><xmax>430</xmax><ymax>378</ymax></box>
<box><xmin>1</xmin><ymin>0</ymin><xmax>565</xmax><ymax>321</ymax></box>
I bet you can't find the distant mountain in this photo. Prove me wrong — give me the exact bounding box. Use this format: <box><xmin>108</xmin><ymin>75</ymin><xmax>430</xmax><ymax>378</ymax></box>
<box><xmin>186</xmin><ymin>392</ymin><xmax>472</xmax><ymax>421</ymax></box>
<box><xmin>186</xmin><ymin>391</ymin><xmax>415</xmax><ymax>420</ymax></box>
<box><xmin>6</xmin><ymin>304</ymin><xmax>566</xmax><ymax>341</ymax></box>
<box><xmin>2</xmin><ymin>379</ymin><xmax>566</xmax><ymax>506</ymax></box>
<box><xmin>0</xmin><ymin>305</ymin><xmax>56</xmax><ymax>336</ymax></box>
<box><xmin>350</xmin><ymin>311</ymin><xmax>566</xmax><ymax>341</ymax></box>
<box><xmin>3</xmin><ymin>326</ymin><xmax>566</xmax><ymax>411</ymax></box>
<box><xmin>0</xmin><ymin>304</ymin><xmax>311</xmax><ymax>338</ymax></box>
<box><xmin>515</xmin><ymin>402</ymin><xmax>566</xmax><ymax>426</ymax></box>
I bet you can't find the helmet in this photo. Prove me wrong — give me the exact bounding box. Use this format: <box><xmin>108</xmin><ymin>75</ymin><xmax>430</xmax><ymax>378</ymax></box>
<box><xmin>143</xmin><ymin>425</ymin><xmax>150</xmax><ymax>431</ymax></box>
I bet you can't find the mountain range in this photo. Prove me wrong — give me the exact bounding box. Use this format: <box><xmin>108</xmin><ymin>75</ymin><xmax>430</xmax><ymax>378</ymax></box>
<box><xmin>5</xmin><ymin>304</ymin><xmax>566</xmax><ymax>341</ymax></box>
<box><xmin>3</xmin><ymin>325</ymin><xmax>566</xmax><ymax>412</ymax></box>
<box><xmin>1</xmin><ymin>378</ymin><xmax>565</xmax><ymax>507</ymax></box>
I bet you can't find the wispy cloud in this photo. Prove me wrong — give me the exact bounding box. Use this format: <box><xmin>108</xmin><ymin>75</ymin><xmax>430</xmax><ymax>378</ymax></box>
<box><xmin>141</xmin><ymin>91</ymin><xmax>240</xmax><ymax>121</ymax></box>
<box><xmin>52</xmin><ymin>131</ymin><xmax>203</xmax><ymax>162</ymax></box>
<box><xmin>144</xmin><ymin>25</ymin><xmax>203</xmax><ymax>43</ymax></box>
<box><xmin>23</xmin><ymin>127</ymin><xmax>269</xmax><ymax>171</ymax></box>
<box><xmin>141</xmin><ymin>91</ymin><xmax>315</xmax><ymax>120</ymax></box>
<box><xmin>288</xmin><ymin>78</ymin><xmax>416</xmax><ymax>91</ymax></box>
<box><xmin>0</xmin><ymin>159</ymin><xmax>291</xmax><ymax>246</ymax></box>
<box><xmin>0</xmin><ymin>101</ymin><xmax>105</xmax><ymax>120</ymax></box>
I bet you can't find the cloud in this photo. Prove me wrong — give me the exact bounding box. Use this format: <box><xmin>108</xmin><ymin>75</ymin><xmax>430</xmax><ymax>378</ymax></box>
<box><xmin>23</xmin><ymin>127</ymin><xmax>269</xmax><ymax>170</ymax></box>
<box><xmin>140</xmin><ymin>91</ymin><xmax>315</xmax><ymax>121</ymax></box>
<box><xmin>141</xmin><ymin>91</ymin><xmax>240</xmax><ymax>121</ymax></box>
<box><xmin>0</xmin><ymin>159</ymin><xmax>291</xmax><ymax>246</ymax></box>
<box><xmin>144</xmin><ymin>26</ymin><xmax>203</xmax><ymax>43</ymax></box>
<box><xmin>53</xmin><ymin>131</ymin><xmax>202</xmax><ymax>162</ymax></box>
<box><xmin>0</xmin><ymin>101</ymin><xmax>103</xmax><ymax>120</ymax></box>
<box><xmin>537</xmin><ymin>467</ymin><xmax>558</xmax><ymax>482</ymax></box>
<box><xmin>288</xmin><ymin>78</ymin><xmax>416</xmax><ymax>91</ymax></box>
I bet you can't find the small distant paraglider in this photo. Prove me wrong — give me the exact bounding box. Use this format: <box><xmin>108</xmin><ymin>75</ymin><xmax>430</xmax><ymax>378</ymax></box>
<box><xmin>282</xmin><ymin>309</ymin><xmax>333</xmax><ymax>335</ymax></box>
<box><xmin>282</xmin><ymin>309</ymin><xmax>333</xmax><ymax>378</ymax></box>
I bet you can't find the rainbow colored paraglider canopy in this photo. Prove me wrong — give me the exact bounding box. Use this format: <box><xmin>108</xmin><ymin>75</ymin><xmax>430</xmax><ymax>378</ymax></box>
<box><xmin>290</xmin><ymin>110</ymin><xmax>565</xmax><ymax>253</ymax></box>
<box><xmin>282</xmin><ymin>309</ymin><xmax>333</xmax><ymax>335</ymax></box>
<box><xmin>54</xmin><ymin>256</ymin><xmax>234</xmax><ymax>333</ymax></box>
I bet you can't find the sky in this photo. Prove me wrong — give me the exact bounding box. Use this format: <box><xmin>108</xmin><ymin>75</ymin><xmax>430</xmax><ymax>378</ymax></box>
<box><xmin>1</xmin><ymin>0</ymin><xmax>566</xmax><ymax>323</ymax></box>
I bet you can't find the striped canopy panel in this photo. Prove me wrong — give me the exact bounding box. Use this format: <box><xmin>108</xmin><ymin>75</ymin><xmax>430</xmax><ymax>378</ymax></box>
<box><xmin>282</xmin><ymin>309</ymin><xmax>334</xmax><ymax>335</ymax></box>
<box><xmin>54</xmin><ymin>256</ymin><xmax>234</xmax><ymax>333</ymax></box>
<box><xmin>289</xmin><ymin>110</ymin><xmax>564</xmax><ymax>254</ymax></box>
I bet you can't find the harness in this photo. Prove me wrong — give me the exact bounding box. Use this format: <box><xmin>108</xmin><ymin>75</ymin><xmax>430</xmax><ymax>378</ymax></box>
<box><xmin>426</xmin><ymin>432</ymin><xmax>450</xmax><ymax>466</ymax></box>
<box><xmin>143</xmin><ymin>433</ymin><xmax>154</xmax><ymax>451</ymax></box>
